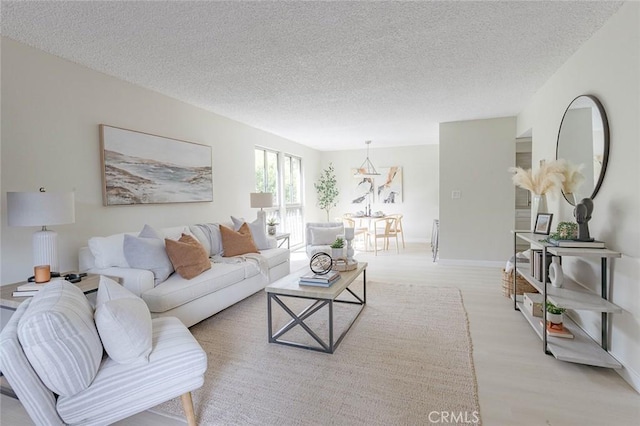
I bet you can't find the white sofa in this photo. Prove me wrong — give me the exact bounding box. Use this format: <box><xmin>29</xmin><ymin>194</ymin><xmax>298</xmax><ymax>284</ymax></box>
<box><xmin>79</xmin><ymin>223</ymin><xmax>290</xmax><ymax>327</ymax></box>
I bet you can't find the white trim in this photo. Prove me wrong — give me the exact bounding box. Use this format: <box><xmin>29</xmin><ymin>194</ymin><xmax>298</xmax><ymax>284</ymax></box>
<box><xmin>616</xmin><ymin>365</ymin><xmax>640</xmax><ymax>394</ymax></box>
<box><xmin>436</xmin><ymin>259</ymin><xmax>504</xmax><ymax>268</ymax></box>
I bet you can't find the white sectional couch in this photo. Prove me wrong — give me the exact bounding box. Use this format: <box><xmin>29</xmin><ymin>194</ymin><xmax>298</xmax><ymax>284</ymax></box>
<box><xmin>79</xmin><ymin>223</ymin><xmax>290</xmax><ymax>327</ymax></box>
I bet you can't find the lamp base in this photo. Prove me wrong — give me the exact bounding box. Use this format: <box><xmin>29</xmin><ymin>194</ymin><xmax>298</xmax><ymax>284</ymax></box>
<box><xmin>33</xmin><ymin>229</ymin><xmax>59</xmax><ymax>273</ymax></box>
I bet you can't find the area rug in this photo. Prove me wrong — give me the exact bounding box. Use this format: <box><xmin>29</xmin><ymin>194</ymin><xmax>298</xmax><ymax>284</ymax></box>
<box><xmin>154</xmin><ymin>281</ymin><xmax>481</xmax><ymax>425</ymax></box>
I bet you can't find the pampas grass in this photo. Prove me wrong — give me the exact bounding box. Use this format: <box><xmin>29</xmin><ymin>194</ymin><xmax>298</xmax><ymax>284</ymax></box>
<box><xmin>558</xmin><ymin>159</ymin><xmax>585</xmax><ymax>194</ymax></box>
<box><xmin>509</xmin><ymin>159</ymin><xmax>566</xmax><ymax>195</ymax></box>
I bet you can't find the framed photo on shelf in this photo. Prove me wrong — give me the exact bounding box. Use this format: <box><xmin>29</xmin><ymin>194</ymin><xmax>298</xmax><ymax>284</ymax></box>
<box><xmin>534</xmin><ymin>213</ymin><xmax>553</xmax><ymax>235</ymax></box>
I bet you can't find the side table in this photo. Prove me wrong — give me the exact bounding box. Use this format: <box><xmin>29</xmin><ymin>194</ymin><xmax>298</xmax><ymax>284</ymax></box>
<box><xmin>1</xmin><ymin>273</ymin><xmax>102</xmax><ymax>312</ymax></box>
<box><xmin>275</xmin><ymin>232</ymin><xmax>291</xmax><ymax>249</ymax></box>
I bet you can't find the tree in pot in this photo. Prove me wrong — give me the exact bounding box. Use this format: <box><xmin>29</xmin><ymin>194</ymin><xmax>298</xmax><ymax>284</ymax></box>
<box><xmin>330</xmin><ymin>237</ymin><xmax>345</xmax><ymax>259</ymax></box>
<box><xmin>315</xmin><ymin>163</ymin><xmax>339</xmax><ymax>222</ymax></box>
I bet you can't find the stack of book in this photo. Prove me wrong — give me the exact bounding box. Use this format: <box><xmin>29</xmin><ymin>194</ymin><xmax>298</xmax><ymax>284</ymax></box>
<box><xmin>12</xmin><ymin>282</ymin><xmax>49</xmax><ymax>297</ymax></box>
<box><xmin>530</xmin><ymin>250</ymin><xmax>553</xmax><ymax>283</ymax></box>
<box><xmin>299</xmin><ymin>270</ymin><xmax>341</xmax><ymax>287</ymax></box>
<box><xmin>540</xmin><ymin>320</ymin><xmax>574</xmax><ymax>339</ymax></box>
<box><xmin>548</xmin><ymin>238</ymin><xmax>605</xmax><ymax>248</ymax></box>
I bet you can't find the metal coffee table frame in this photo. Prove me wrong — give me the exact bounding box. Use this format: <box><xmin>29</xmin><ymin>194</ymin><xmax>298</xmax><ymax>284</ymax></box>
<box><xmin>267</xmin><ymin>269</ymin><xmax>366</xmax><ymax>354</ymax></box>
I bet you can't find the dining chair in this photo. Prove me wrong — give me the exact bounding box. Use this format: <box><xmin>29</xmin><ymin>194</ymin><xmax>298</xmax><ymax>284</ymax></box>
<box><xmin>388</xmin><ymin>214</ymin><xmax>405</xmax><ymax>248</ymax></box>
<box><xmin>366</xmin><ymin>217</ymin><xmax>399</xmax><ymax>255</ymax></box>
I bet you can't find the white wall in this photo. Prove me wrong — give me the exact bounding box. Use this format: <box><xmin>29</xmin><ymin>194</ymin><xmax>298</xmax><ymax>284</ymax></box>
<box><xmin>517</xmin><ymin>2</ymin><xmax>640</xmax><ymax>391</ymax></box>
<box><xmin>0</xmin><ymin>38</ymin><xmax>322</xmax><ymax>284</ymax></box>
<box><xmin>320</xmin><ymin>145</ymin><xmax>439</xmax><ymax>243</ymax></box>
<box><xmin>439</xmin><ymin>117</ymin><xmax>517</xmax><ymax>265</ymax></box>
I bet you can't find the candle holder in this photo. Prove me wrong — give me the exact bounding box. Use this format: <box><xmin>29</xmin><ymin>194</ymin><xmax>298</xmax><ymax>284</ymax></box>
<box><xmin>344</xmin><ymin>227</ymin><xmax>355</xmax><ymax>262</ymax></box>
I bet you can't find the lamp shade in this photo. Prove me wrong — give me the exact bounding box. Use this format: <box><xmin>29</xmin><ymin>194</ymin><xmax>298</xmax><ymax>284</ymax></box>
<box><xmin>250</xmin><ymin>192</ymin><xmax>273</xmax><ymax>209</ymax></box>
<box><xmin>7</xmin><ymin>191</ymin><xmax>75</xmax><ymax>227</ymax></box>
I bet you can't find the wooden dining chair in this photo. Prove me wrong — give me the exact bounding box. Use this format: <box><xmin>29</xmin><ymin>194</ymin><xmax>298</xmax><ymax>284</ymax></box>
<box><xmin>366</xmin><ymin>217</ymin><xmax>399</xmax><ymax>255</ymax></box>
<box><xmin>388</xmin><ymin>214</ymin><xmax>405</xmax><ymax>248</ymax></box>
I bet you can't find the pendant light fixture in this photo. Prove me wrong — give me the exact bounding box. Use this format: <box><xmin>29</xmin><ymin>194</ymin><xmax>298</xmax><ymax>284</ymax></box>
<box><xmin>354</xmin><ymin>140</ymin><xmax>380</xmax><ymax>177</ymax></box>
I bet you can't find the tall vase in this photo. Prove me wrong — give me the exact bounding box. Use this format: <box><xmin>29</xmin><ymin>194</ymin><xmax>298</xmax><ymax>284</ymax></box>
<box><xmin>549</xmin><ymin>256</ymin><xmax>564</xmax><ymax>288</ymax></box>
<box><xmin>530</xmin><ymin>193</ymin><xmax>547</xmax><ymax>229</ymax></box>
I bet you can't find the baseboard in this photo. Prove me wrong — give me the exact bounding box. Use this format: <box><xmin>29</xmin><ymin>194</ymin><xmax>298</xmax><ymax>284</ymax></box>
<box><xmin>437</xmin><ymin>259</ymin><xmax>504</xmax><ymax>268</ymax></box>
<box><xmin>616</xmin><ymin>362</ymin><xmax>640</xmax><ymax>394</ymax></box>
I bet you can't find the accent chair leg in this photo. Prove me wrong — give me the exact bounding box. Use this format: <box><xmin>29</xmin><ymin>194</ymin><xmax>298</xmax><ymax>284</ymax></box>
<box><xmin>181</xmin><ymin>392</ymin><xmax>197</xmax><ymax>426</ymax></box>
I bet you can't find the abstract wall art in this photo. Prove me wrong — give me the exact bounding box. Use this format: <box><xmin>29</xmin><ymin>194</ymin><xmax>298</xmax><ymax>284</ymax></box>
<box><xmin>351</xmin><ymin>168</ymin><xmax>374</xmax><ymax>204</ymax></box>
<box><xmin>377</xmin><ymin>166</ymin><xmax>403</xmax><ymax>203</ymax></box>
<box><xmin>100</xmin><ymin>124</ymin><xmax>213</xmax><ymax>205</ymax></box>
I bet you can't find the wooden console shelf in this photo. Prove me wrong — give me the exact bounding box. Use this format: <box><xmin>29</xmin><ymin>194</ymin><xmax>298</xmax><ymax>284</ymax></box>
<box><xmin>511</xmin><ymin>231</ymin><xmax>622</xmax><ymax>369</ymax></box>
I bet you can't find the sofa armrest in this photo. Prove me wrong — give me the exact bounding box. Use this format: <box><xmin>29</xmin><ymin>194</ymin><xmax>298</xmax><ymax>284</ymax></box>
<box><xmin>85</xmin><ymin>267</ymin><xmax>155</xmax><ymax>297</ymax></box>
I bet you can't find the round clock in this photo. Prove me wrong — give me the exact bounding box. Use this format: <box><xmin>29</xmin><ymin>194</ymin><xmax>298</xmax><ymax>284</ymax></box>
<box><xmin>309</xmin><ymin>252</ymin><xmax>333</xmax><ymax>275</ymax></box>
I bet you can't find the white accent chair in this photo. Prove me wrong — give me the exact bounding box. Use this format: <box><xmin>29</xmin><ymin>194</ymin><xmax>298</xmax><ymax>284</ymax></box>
<box><xmin>0</xmin><ymin>280</ymin><xmax>207</xmax><ymax>426</ymax></box>
<box><xmin>305</xmin><ymin>222</ymin><xmax>344</xmax><ymax>257</ymax></box>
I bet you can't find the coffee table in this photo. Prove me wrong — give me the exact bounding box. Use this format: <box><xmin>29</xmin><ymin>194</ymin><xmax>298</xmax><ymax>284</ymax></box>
<box><xmin>265</xmin><ymin>262</ymin><xmax>367</xmax><ymax>354</ymax></box>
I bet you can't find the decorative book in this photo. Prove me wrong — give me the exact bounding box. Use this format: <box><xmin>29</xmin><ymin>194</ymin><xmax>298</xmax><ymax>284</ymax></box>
<box><xmin>540</xmin><ymin>320</ymin><xmax>574</xmax><ymax>339</ymax></box>
<box><xmin>548</xmin><ymin>238</ymin><xmax>605</xmax><ymax>248</ymax></box>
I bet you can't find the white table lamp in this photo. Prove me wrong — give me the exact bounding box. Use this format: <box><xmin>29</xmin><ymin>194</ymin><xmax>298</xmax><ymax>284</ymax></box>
<box><xmin>7</xmin><ymin>188</ymin><xmax>75</xmax><ymax>273</ymax></box>
<box><xmin>250</xmin><ymin>192</ymin><xmax>273</xmax><ymax>225</ymax></box>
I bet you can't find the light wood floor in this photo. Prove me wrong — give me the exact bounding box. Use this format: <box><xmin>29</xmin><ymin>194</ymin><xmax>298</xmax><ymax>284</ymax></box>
<box><xmin>2</xmin><ymin>244</ymin><xmax>638</xmax><ymax>425</ymax></box>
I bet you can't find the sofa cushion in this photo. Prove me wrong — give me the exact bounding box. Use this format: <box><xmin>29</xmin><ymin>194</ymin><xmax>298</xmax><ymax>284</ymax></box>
<box><xmin>220</xmin><ymin>223</ymin><xmax>259</xmax><ymax>257</ymax></box>
<box><xmin>259</xmin><ymin>247</ymin><xmax>290</xmax><ymax>269</ymax></box>
<box><xmin>231</xmin><ymin>216</ymin><xmax>270</xmax><ymax>250</ymax></box>
<box><xmin>310</xmin><ymin>226</ymin><xmax>343</xmax><ymax>245</ymax></box>
<box><xmin>88</xmin><ymin>233</ymin><xmax>130</xmax><ymax>268</ymax></box>
<box><xmin>189</xmin><ymin>223</ymin><xmax>224</xmax><ymax>256</ymax></box>
<box><xmin>141</xmin><ymin>263</ymin><xmax>247</xmax><ymax>313</ymax></box>
<box><xmin>56</xmin><ymin>317</ymin><xmax>207</xmax><ymax>425</ymax></box>
<box><xmin>17</xmin><ymin>281</ymin><xmax>103</xmax><ymax>397</ymax></box>
<box><xmin>165</xmin><ymin>234</ymin><xmax>211</xmax><ymax>279</ymax></box>
<box><xmin>123</xmin><ymin>226</ymin><xmax>174</xmax><ymax>286</ymax></box>
<box><xmin>95</xmin><ymin>276</ymin><xmax>152</xmax><ymax>365</ymax></box>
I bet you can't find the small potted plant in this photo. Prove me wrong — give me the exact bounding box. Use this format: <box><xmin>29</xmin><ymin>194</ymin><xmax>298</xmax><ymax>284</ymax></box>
<box><xmin>267</xmin><ymin>218</ymin><xmax>278</xmax><ymax>235</ymax></box>
<box><xmin>330</xmin><ymin>237</ymin><xmax>345</xmax><ymax>259</ymax></box>
<box><xmin>545</xmin><ymin>301</ymin><xmax>566</xmax><ymax>326</ymax></box>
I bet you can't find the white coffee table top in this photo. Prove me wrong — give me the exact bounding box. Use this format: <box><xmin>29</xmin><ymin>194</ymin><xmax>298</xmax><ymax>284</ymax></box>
<box><xmin>266</xmin><ymin>262</ymin><xmax>367</xmax><ymax>299</ymax></box>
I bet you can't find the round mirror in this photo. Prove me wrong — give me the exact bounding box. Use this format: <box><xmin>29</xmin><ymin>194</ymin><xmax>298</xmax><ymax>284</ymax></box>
<box><xmin>556</xmin><ymin>95</ymin><xmax>609</xmax><ymax>205</ymax></box>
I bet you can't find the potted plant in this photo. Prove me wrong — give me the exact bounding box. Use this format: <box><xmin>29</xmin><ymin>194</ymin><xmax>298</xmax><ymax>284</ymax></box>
<box><xmin>545</xmin><ymin>301</ymin><xmax>566</xmax><ymax>326</ymax></box>
<box><xmin>315</xmin><ymin>163</ymin><xmax>340</xmax><ymax>222</ymax></box>
<box><xmin>330</xmin><ymin>237</ymin><xmax>345</xmax><ymax>259</ymax></box>
<box><xmin>267</xmin><ymin>218</ymin><xmax>278</xmax><ymax>236</ymax></box>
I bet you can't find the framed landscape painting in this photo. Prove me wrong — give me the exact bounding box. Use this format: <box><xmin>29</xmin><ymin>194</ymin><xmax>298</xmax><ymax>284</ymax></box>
<box><xmin>100</xmin><ymin>125</ymin><xmax>213</xmax><ymax>205</ymax></box>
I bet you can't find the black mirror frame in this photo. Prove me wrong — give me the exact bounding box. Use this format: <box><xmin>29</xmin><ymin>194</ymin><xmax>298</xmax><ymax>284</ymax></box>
<box><xmin>555</xmin><ymin>94</ymin><xmax>610</xmax><ymax>205</ymax></box>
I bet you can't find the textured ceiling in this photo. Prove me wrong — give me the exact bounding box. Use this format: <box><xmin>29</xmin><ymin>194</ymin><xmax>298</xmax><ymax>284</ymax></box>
<box><xmin>0</xmin><ymin>1</ymin><xmax>624</xmax><ymax>151</ymax></box>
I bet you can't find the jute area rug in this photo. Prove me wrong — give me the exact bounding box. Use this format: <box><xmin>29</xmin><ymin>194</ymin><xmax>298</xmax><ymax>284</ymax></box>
<box><xmin>154</xmin><ymin>281</ymin><xmax>481</xmax><ymax>425</ymax></box>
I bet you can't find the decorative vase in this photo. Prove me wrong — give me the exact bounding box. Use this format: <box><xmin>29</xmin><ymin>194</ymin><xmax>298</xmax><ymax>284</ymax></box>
<box><xmin>344</xmin><ymin>227</ymin><xmax>355</xmax><ymax>261</ymax></box>
<box><xmin>547</xmin><ymin>311</ymin><xmax>563</xmax><ymax>326</ymax></box>
<box><xmin>530</xmin><ymin>193</ymin><xmax>548</xmax><ymax>229</ymax></box>
<box><xmin>268</xmin><ymin>225</ymin><xmax>276</xmax><ymax>235</ymax></box>
<box><xmin>331</xmin><ymin>248</ymin><xmax>343</xmax><ymax>259</ymax></box>
<box><xmin>549</xmin><ymin>257</ymin><xmax>564</xmax><ymax>288</ymax></box>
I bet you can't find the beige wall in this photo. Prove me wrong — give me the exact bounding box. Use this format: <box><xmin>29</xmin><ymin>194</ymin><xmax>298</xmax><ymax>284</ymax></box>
<box><xmin>0</xmin><ymin>38</ymin><xmax>322</xmax><ymax>284</ymax></box>
<box><xmin>321</xmin><ymin>144</ymin><xmax>439</xmax><ymax>243</ymax></box>
<box><xmin>517</xmin><ymin>2</ymin><xmax>640</xmax><ymax>391</ymax></box>
<box><xmin>439</xmin><ymin>117</ymin><xmax>517</xmax><ymax>265</ymax></box>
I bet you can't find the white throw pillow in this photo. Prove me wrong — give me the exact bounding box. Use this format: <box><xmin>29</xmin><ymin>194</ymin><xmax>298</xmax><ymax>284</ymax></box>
<box><xmin>17</xmin><ymin>281</ymin><xmax>103</xmax><ymax>397</ymax></box>
<box><xmin>310</xmin><ymin>226</ymin><xmax>343</xmax><ymax>245</ymax></box>
<box><xmin>123</xmin><ymin>225</ymin><xmax>174</xmax><ymax>285</ymax></box>
<box><xmin>88</xmin><ymin>233</ymin><xmax>129</xmax><ymax>269</ymax></box>
<box><xmin>95</xmin><ymin>276</ymin><xmax>152</xmax><ymax>365</ymax></box>
<box><xmin>231</xmin><ymin>216</ymin><xmax>270</xmax><ymax>250</ymax></box>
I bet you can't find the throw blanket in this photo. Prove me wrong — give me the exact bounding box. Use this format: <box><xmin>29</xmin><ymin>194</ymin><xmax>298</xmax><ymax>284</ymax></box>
<box><xmin>211</xmin><ymin>253</ymin><xmax>270</xmax><ymax>281</ymax></box>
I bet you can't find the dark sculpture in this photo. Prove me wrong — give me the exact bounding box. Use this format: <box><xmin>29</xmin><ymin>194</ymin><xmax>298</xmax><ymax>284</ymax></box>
<box><xmin>574</xmin><ymin>198</ymin><xmax>595</xmax><ymax>242</ymax></box>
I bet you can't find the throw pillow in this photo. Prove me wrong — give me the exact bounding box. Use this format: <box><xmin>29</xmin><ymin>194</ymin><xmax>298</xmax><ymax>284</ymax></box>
<box><xmin>165</xmin><ymin>233</ymin><xmax>212</xmax><ymax>279</ymax></box>
<box><xmin>220</xmin><ymin>223</ymin><xmax>259</xmax><ymax>257</ymax></box>
<box><xmin>123</xmin><ymin>225</ymin><xmax>174</xmax><ymax>286</ymax></box>
<box><xmin>310</xmin><ymin>226</ymin><xmax>343</xmax><ymax>245</ymax></box>
<box><xmin>88</xmin><ymin>233</ymin><xmax>129</xmax><ymax>268</ymax></box>
<box><xmin>17</xmin><ymin>281</ymin><xmax>103</xmax><ymax>397</ymax></box>
<box><xmin>95</xmin><ymin>276</ymin><xmax>152</xmax><ymax>365</ymax></box>
<box><xmin>231</xmin><ymin>216</ymin><xmax>270</xmax><ymax>250</ymax></box>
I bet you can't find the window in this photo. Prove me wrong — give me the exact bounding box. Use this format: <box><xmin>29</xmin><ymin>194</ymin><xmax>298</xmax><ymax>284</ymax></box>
<box><xmin>255</xmin><ymin>148</ymin><xmax>304</xmax><ymax>247</ymax></box>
